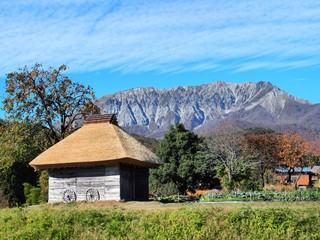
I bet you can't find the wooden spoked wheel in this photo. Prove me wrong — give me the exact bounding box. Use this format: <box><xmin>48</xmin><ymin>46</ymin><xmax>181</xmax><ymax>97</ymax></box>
<box><xmin>86</xmin><ymin>188</ymin><xmax>100</xmax><ymax>202</ymax></box>
<box><xmin>63</xmin><ymin>189</ymin><xmax>77</xmax><ymax>203</ymax></box>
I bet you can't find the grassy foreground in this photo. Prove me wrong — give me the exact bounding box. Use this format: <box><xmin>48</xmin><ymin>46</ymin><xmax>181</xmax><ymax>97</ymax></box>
<box><xmin>1</xmin><ymin>201</ymin><xmax>320</xmax><ymax>239</ymax></box>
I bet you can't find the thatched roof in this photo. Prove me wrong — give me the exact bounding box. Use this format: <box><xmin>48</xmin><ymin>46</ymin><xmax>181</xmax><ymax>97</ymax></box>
<box><xmin>29</xmin><ymin>114</ymin><xmax>162</xmax><ymax>170</ymax></box>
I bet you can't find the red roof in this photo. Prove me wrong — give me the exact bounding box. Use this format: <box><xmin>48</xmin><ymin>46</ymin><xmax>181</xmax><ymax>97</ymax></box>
<box><xmin>297</xmin><ymin>175</ymin><xmax>309</xmax><ymax>186</ymax></box>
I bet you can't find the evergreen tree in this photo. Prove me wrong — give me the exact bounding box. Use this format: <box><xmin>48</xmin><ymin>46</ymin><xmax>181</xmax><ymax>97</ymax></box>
<box><xmin>151</xmin><ymin>124</ymin><xmax>214</xmax><ymax>194</ymax></box>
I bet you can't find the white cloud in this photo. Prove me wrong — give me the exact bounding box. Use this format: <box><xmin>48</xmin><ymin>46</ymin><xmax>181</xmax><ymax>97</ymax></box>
<box><xmin>1</xmin><ymin>0</ymin><xmax>320</xmax><ymax>76</ymax></box>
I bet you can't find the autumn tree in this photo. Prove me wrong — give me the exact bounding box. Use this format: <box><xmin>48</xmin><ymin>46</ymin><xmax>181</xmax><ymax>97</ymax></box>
<box><xmin>307</xmin><ymin>140</ymin><xmax>320</xmax><ymax>164</ymax></box>
<box><xmin>245</xmin><ymin>132</ymin><xmax>280</xmax><ymax>187</ymax></box>
<box><xmin>278</xmin><ymin>133</ymin><xmax>311</xmax><ymax>183</ymax></box>
<box><xmin>204</xmin><ymin>132</ymin><xmax>258</xmax><ymax>191</ymax></box>
<box><xmin>3</xmin><ymin>63</ymin><xmax>99</xmax><ymax>144</ymax></box>
<box><xmin>151</xmin><ymin>124</ymin><xmax>213</xmax><ymax>194</ymax></box>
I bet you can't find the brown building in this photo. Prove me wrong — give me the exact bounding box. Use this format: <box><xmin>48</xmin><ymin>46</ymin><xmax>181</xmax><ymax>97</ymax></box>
<box><xmin>29</xmin><ymin>114</ymin><xmax>162</xmax><ymax>203</ymax></box>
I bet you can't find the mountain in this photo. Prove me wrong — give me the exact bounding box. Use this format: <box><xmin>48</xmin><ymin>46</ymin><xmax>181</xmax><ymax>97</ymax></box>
<box><xmin>96</xmin><ymin>81</ymin><xmax>320</xmax><ymax>139</ymax></box>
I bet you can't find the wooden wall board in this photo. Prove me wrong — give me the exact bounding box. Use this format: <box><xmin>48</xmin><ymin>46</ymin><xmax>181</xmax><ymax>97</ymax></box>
<box><xmin>48</xmin><ymin>165</ymin><xmax>121</xmax><ymax>202</ymax></box>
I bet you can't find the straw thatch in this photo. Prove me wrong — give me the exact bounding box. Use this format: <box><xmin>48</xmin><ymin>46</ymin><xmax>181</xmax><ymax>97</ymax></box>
<box><xmin>29</xmin><ymin>116</ymin><xmax>162</xmax><ymax>170</ymax></box>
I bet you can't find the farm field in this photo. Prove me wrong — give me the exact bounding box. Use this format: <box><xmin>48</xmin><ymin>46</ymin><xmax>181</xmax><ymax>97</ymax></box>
<box><xmin>1</xmin><ymin>201</ymin><xmax>320</xmax><ymax>239</ymax></box>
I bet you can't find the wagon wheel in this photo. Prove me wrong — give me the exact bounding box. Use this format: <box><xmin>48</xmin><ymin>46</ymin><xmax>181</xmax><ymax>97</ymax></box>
<box><xmin>63</xmin><ymin>189</ymin><xmax>77</xmax><ymax>203</ymax></box>
<box><xmin>86</xmin><ymin>188</ymin><xmax>100</xmax><ymax>201</ymax></box>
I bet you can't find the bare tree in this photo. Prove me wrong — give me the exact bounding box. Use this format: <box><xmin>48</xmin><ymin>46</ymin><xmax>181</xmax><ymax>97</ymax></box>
<box><xmin>204</xmin><ymin>131</ymin><xmax>258</xmax><ymax>191</ymax></box>
<box><xmin>245</xmin><ymin>133</ymin><xmax>280</xmax><ymax>187</ymax></box>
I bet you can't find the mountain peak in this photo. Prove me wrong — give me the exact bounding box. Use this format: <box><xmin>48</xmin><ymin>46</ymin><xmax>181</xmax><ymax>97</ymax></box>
<box><xmin>97</xmin><ymin>81</ymin><xmax>316</xmax><ymax>138</ymax></box>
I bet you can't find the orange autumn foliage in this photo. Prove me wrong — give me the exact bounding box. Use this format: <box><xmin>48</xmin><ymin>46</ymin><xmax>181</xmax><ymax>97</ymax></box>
<box><xmin>186</xmin><ymin>189</ymin><xmax>210</xmax><ymax>196</ymax></box>
<box><xmin>278</xmin><ymin>133</ymin><xmax>311</xmax><ymax>169</ymax></box>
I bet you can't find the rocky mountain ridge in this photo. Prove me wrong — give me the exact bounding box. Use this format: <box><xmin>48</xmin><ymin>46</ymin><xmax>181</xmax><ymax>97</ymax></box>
<box><xmin>97</xmin><ymin>81</ymin><xmax>320</xmax><ymax>138</ymax></box>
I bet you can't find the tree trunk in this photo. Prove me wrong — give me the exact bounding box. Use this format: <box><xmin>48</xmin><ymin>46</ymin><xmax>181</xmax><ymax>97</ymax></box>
<box><xmin>287</xmin><ymin>168</ymin><xmax>294</xmax><ymax>183</ymax></box>
<box><xmin>260</xmin><ymin>172</ymin><xmax>265</xmax><ymax>188</ymax></box>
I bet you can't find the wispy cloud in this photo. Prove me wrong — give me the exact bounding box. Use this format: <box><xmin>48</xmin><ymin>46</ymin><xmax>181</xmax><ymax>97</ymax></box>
<box><xmin>1</xmin><ymin>0</ymin><xmax>320</xmax><ymax>76</ymax></box>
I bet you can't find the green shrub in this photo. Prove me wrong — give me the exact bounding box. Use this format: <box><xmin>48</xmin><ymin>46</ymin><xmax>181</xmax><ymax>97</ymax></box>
<box><xmin>23</xmin><ymin>183</ymin><xmax>41</xmax><ymax>206</ymax></box>
<box><xmin>149</xmin><ymin>181</ymin><xmax>180</xmax><ymax>196</ymax></box>
<box><xmin>0</xmin><ymin>188</ymin><xmax>9</xmax><ymax>208</ymax></box>
<box><xmin>156</xmin><ymin>195</ymin><xmax>199</xmax><ymax>203</ymax></box>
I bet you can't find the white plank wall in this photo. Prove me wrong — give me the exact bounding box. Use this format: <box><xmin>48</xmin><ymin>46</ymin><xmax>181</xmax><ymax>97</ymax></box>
<box><xmin>48</xmin><ymin>165</ymin><xmax>121</xmax><ymax>203</ymax></box>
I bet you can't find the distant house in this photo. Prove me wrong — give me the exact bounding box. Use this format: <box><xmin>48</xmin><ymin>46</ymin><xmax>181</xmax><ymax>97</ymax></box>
<box><xmin>297</xmin><ymin>175</ymin><xmax>310</xmax><ymax>189</ymax></box>
<box><xmin>275</xmin><ymin>166</ymin><xmax>319</xmax><ymax>189</ymax></box>
<box><xmin>29</xmin><ymin>114</ymin><xmax>162</xmax><ymax>203</ymax></box>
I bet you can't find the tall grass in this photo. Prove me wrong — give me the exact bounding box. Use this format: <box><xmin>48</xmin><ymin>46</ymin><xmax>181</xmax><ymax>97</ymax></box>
<box><xmin>0</xmin><ymin>204</ymin><xmax>319</xmax><ymax>239</ymax></box>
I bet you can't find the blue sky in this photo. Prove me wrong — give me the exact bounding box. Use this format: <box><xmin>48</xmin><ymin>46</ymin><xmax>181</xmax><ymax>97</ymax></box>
<box><xmin>1</xmin><ymin>0</ymin><xmax>320</xmax><ymax>117</ymax></box>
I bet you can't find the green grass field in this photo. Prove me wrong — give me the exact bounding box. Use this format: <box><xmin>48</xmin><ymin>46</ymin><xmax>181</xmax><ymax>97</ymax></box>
<box><xmin>1</xmin><ymin>201</ymin><xmax>320</xmax><ymax>239</ymax></box>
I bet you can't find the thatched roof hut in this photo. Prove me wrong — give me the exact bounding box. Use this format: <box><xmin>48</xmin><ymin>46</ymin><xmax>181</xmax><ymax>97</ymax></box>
<box><xmin>30</xmin><ymin>114</ymin><xmax>161</xmax><ymax>170</ymax></box>
<box><xmin>29</xmin><ymin>114</ymin><xmax>162</xmax><ymax>202</ymax></box>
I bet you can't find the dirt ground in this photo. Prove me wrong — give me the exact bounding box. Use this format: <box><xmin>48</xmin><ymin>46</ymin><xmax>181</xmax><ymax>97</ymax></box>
<box><xmin>29</xmin><ymin>200</ymin><xmax>320</xmax><ymax>212</ymax></box>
